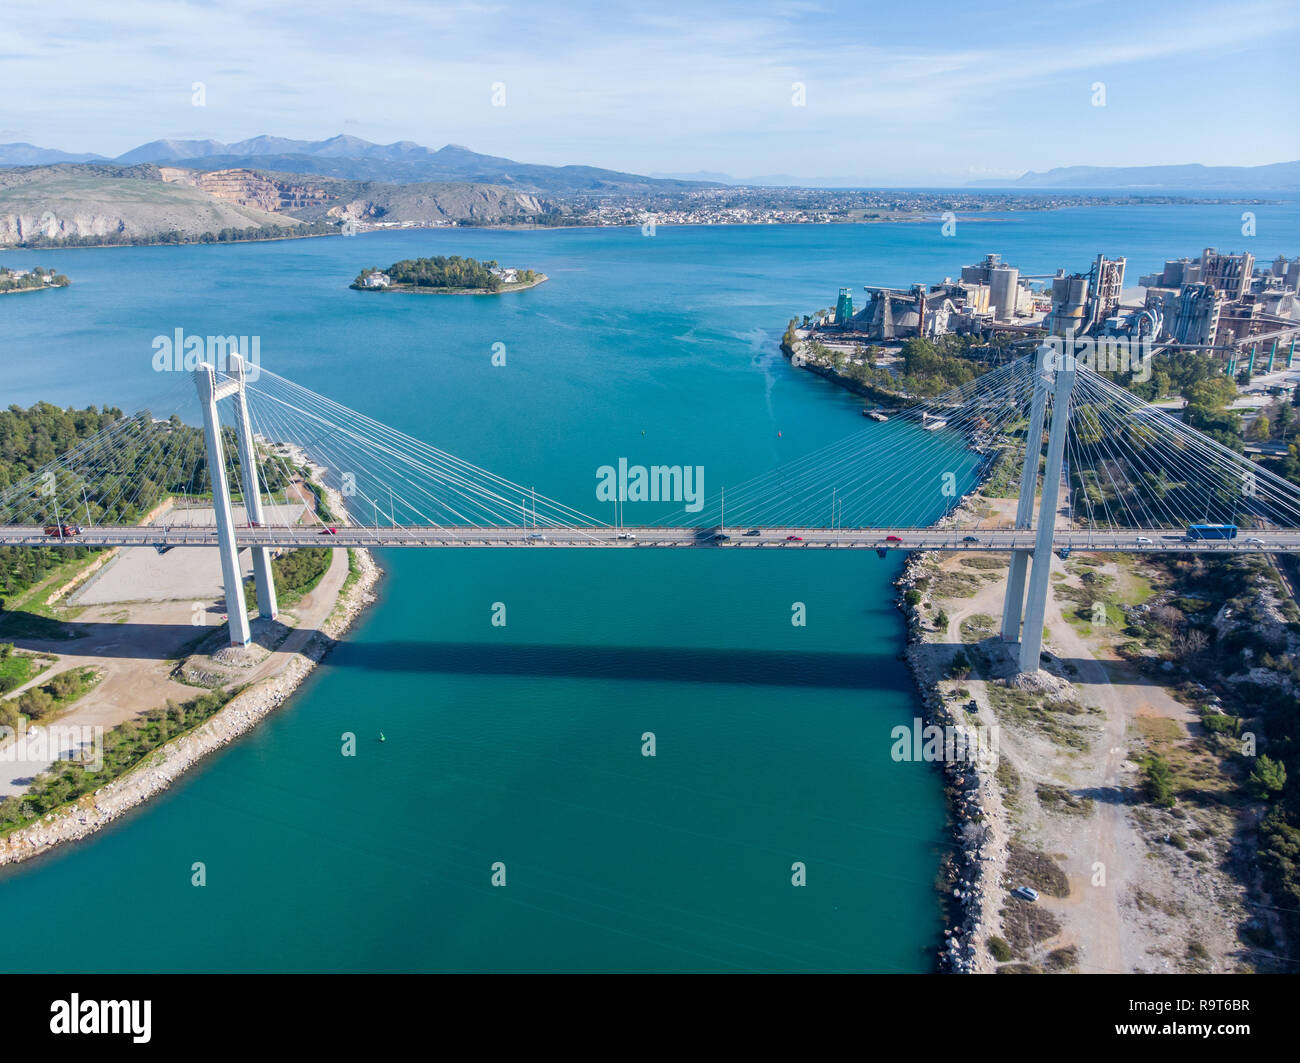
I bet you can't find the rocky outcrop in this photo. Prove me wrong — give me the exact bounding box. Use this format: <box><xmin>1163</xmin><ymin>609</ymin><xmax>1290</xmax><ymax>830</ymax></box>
<box><xmin>0</xmin><ymin>162</ymin><xmax>555</xmax><ymax>245</ymax></box>
<box><xmin>0</xmin><ymin>163</ymin><xmax>297</xmax><ymax>244</ymax></box>
<box><xmin>332</xmin><ymin>182</ymin><xmax>545</xmax><ymax>225</ymax></box>
<box><xmin>160</xmin><ymin>167</ymin><xmax>332</xmax><ymax>213</ymax></box>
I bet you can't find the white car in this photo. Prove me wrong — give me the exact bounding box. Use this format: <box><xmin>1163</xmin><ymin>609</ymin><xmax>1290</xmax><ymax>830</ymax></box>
<box><xmin>1135</xmin><ymin>536</ymin><xmax>1152</xmax><ymax>544</ymax></box>
<box><xmin>525</xmin><ymin>533</ymin><xmax>548</xmax><ymax>542</ymax></box>
<box><xmin>1246</xmin><ymin>537</ymin><xmax>1264</xmax><ymax>544</ymax></box>
<box><xmin>617</xmin><ymin>532</ymin><xmax>636</xmax><ymax>540</ymax></box>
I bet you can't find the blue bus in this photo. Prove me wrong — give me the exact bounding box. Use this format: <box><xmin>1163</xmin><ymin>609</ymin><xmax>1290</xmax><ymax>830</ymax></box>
<box><xmin>1186</xmin><ymin>523</ymin><xmax>1238</xmax><ymax>540</ymax></box>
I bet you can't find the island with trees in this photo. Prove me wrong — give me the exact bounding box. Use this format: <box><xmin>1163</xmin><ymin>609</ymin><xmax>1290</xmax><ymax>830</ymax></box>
<box><xmin>0</xmin><ymin>264</ymin><xmax>70</xmax><ymax>294</ymax></box>
<box><xmin>351</xmin><ymin>255</ymin><xmax>545</xmax><ymax>294</ymax></box>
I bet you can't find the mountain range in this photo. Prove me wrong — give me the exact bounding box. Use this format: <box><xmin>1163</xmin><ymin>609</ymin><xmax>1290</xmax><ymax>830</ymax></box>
<box><xmin>967</xmin><ymin>161</ymin><xmax>1300</xmax><ymax>192</ymax></box>
<box><xmin>658</xmin><ymin>162</ymin><xmax>1300</xmax><ymax>192</ymax></box>
<box><xmin>3</xmin><ymin>137</ymin><xmax>1296</xmax><ymax>192</ymax></box>
<box><xmin>0</xmin><ymin>136</ymin><xmax>713</xmax><ymax>195</ymax></box>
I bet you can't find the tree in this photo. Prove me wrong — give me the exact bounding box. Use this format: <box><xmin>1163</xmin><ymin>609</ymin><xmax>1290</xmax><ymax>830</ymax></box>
<box><xmin>1248</xmin><ymin>755</ymin><xmax>1287</xmax><ymax>799</ymax></box>
<box><xmin>946</xmin><ymin>649</ymin><xmax>971</xmax><ymax>679</ymax></box>
<box><xmin>1173</xmin><ymin>628</ymin><xmax>1209</xmax><ymax>664</ymax></box>
<box><xmin>17</xmin><ymin>687</ymin><xmax>55</xmax><ymax>721</ymax></box>
<box><xmin>1271</xmin><ymin>399</ymin><xmax>1296</xmax><ymax>441</ymax></box>
<box><xmin>1144</xmin><ymin>755</ymin><xmax>1176</xmax><ymax>806</ymax></box>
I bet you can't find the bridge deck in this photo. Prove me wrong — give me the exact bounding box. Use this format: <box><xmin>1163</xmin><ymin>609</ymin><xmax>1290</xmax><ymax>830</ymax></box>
<box><xmin>4</xmin><ymin>525</ymin><xmax>1299</xmax><ymax>553</ymax></box>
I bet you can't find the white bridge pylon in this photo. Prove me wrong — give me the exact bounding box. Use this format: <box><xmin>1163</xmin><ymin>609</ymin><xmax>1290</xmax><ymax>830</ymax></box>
<box><xmin>194</xmin><ymin>356</ymin><xmax>277</xmax><ymax>648</ymax></box>
<box><xmin>1001</xmin><ymin>344</ymin><xmax>1076</xmax><ymax>672</ymax></box>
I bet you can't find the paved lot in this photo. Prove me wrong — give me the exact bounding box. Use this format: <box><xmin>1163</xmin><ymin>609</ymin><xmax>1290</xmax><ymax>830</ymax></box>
<box><xmin>74</xmin><ymin>504</ymin><xmax>306</xmax><ymax>605</ymax></box>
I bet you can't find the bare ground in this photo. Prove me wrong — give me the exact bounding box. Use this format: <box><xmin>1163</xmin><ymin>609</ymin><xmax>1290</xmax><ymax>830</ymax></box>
<box><xmin>907</xmin><ymin>497</ymin><xmax>1255</xmax><ymax>973</ymax></box>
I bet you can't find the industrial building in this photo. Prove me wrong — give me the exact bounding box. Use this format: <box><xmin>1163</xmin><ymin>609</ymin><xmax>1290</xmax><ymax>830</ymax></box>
<box><xmin>1139</xmin><ymin>249</ymin><xmax>1254</xmax><ymax>300</ymax></box>
<box><xmin>1043</xmin><ymin>254</ymin><xmax>1126</xmax><ymax>336</ymax></box>
<box><xmin>835</xmin><ymin>287</ymin><xmax>853</xmax><ymax>325</ymax></box>
<box><xmin>959</xmin><ymin>254</ymin><xmax>1033</xmax><ymax>322</ymax></box>
<box><xmin>1143</xmin><ymin>283</ymin><xmax>1221</xmax><ymax>347</ymax></box>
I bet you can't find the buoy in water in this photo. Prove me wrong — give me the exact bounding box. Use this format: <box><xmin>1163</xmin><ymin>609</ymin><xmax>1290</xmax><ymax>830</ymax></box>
<box><xmin>378</xmin><ymin>732</ymin><xmax>387</xmax><ymax>743</ymax></box>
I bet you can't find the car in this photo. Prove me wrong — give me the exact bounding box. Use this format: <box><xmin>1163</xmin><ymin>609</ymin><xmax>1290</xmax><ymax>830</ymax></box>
<box><xmin>744</xmin><ymin>529</ymin><xmax>761</xmax><ymax>536</ymax></box>
<box><xmin>525</xmin><ymin>533</ymin><xmax>548</xmax><ymax>542</ymax></box>
<box><xmin>1246</xmin><ymin>536</ymin><xmax>1265</xmax><ymax>544</ymax></box>
<box><xmin>1011</xmin><ymin>886</ymin><xmax>1039</xmax><ymax>902</ymax></box>
<box><xmin>785</xmin><ymin>535</ymin><xmax>803</xmax><ymax>542</ymax></box>
<box><xmin>962</xmin><ymin>535</ymin><xmax>980</xmax><ymax>543</ymax></box>
<box><xmin>964</xmin><ymin>700</ymin><xmax>978</xmax><ymax>714</ymax></box>
<box><xmin>617</xmin><ymin>532</ymin><xmax>636</xmax><ymax>540</ymax></box>
<box><xmin>713</xmin><ymin>533</ymin><xmax>731</xmax><ymax>542</ymax></box>
<box><xmin>319</xmin><ymin>526</ymin><xmax>338</xmax><ymax>535</ymax></box>
<box><xmin>1135</xmin><ymin>536</ymin><xmax>1152</xmax><ymax>544</ymax></box>
<box><xmin>885</xmin><ymin>535</ymin><xmax>902</xmax><ymax>542</ymax></box>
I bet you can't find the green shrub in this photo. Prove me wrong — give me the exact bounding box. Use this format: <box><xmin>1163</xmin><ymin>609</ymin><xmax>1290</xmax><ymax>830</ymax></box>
<box><xmin>1144</xmin><ymin>755</ymin><xmax>1176</xmax><ymax>807</ymax></box>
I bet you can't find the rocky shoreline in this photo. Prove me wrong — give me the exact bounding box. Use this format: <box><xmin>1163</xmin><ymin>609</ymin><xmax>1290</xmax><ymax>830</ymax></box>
<box><xmin>887</xmin><ymin>484</ymin><xmax>1010</xmax><ymax>975</ymax></box>
<box><xmin>894</xmin><ymin>550</ymin><xmax>994</xmax><ymax>974</ymax></box>
<box><xmin>0</xmin><ymin>548</ymin><xmax>382</xmax><ymax>867</ymax></box>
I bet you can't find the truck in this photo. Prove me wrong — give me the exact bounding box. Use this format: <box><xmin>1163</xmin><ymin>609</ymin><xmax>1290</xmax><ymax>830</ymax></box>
<box><xmin>1186</xmin><ymin>523</ymin><xmax>1237</xmax><ymax>541</ymax></box>
<box><xmin>43</xmin><ymin>524</ymin><xmax>81</xmax><ymax>537</ymax></box>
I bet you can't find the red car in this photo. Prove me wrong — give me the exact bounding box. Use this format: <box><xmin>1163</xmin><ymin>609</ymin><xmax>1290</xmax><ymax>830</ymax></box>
<box><xmin>885</xmin><ymin>535</ymin><xmax>902</xmax><ymax>542</ymax></box>
<box><xmin>785</xmin><ymin>535</ymin><xmax>803</xmax><ymax>542</ymax></box>
<box><xmin>319</xmin><ymin>526</ymin><xmax>339</xmax><ymax>535</ymax></box>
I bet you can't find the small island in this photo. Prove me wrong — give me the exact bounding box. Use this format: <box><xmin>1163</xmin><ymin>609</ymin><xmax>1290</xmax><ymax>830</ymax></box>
<box><xmin>351</xmin><ymin>255</ymin><xmax>545</xmax><ymax>294</ymax></box>
<box><xmin>0</xmin><ymin>264</ymin><xmax>70</xmax><ymax>294</ymax></box>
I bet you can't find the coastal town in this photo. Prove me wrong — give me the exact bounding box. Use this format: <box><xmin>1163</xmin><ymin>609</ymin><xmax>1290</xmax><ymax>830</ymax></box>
<box><xmin>778</xmin><ymin>244</ymin><xmax>1300</xmax><ymax>973</ymax></box>
<box><xmin>554</xmin><ymin>187</ymin><xmax>1269</xmax><ymax>230</ymax></box>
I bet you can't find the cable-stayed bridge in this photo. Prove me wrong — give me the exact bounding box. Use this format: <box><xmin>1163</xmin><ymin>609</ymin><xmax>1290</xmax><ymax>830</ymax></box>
<box><xmin>4</xmin><ymin>349</ymin><xmax>1300</xmax><ymax>672</ymax></box>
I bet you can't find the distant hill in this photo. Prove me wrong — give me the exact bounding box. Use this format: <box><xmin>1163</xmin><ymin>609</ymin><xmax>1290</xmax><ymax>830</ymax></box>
<box><xmin>968</xmin><ymin>161</ymin><xmax>1300</xmax><ymax>191</ymax></box>
<box><xmin>1</xmin><ymin>135</ymin><xmax>716</xmax><ymax>195</ymax></box>
<box><xmin>0</xmin><ymin>164</ymin><xmax>297</xmax><ymax>245</ymax></box>
<box><xmin>0</xmin><ymin>143</ymin><xmax>108</xmax><ymax>165</ymax></box>
<box><xmin>0</xmin><ymin>162</ymin><xmax>553</xmax><ymax>246</ymax></box>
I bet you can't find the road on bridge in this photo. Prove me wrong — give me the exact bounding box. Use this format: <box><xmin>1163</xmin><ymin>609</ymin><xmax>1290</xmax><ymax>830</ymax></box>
<box><xmin>4</xmin><ymin>525</ymin><xmax>1300</xmax><ymax>553</ymax></box>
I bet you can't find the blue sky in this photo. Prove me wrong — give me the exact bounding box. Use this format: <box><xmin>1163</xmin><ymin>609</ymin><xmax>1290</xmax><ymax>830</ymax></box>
<box><xmin>4</xmin><ymin>0</ymin><xmax>1297</xmax><ymax>184</ymax></box>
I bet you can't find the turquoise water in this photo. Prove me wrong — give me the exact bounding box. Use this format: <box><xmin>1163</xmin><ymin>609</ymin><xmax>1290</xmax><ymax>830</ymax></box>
<box><xmin>1</xmin><ymin>206</ymin><xmax>1295</xmax><ymax>971</ymax></box>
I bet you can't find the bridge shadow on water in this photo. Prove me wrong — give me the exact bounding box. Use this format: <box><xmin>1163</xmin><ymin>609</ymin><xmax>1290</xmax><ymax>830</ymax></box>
<box><xmin>0</xmin><ymin>611</ymin><xmax>905</xmax><ymax>689</ymax></box>
<box><xmin>336</xmin><ymin>640</ymin><xmax>905</xmax><ymax>690</ymax></box>
<box><xmin>2</xmin><ymin>611</ymin><xmax>1202</xmax><ymax>692</ymax></box>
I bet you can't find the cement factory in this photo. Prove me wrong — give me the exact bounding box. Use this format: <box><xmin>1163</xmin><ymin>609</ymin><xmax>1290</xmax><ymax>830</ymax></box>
<box><xmin>815</xmin><ymin>248</ymin><xmax>1300</xmax><ymax>371</ymax></box>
